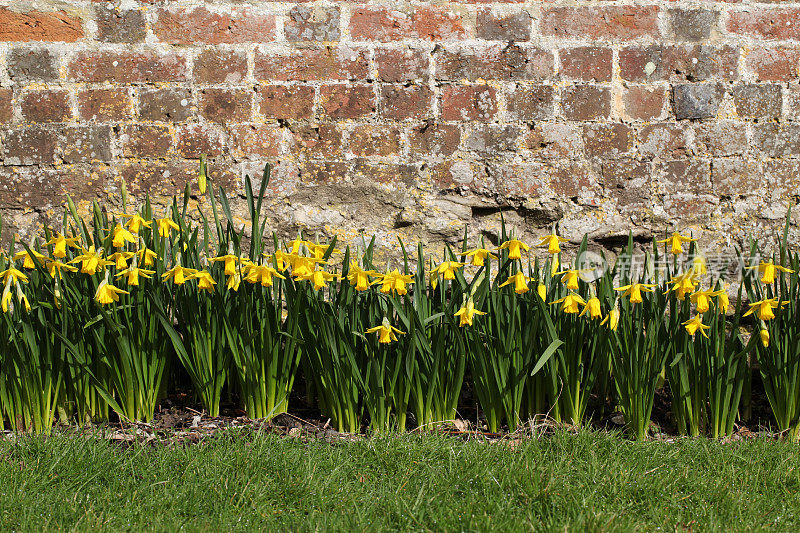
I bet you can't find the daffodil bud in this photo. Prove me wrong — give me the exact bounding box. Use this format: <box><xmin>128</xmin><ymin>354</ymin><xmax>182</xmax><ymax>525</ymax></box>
<box><xmin>760</xmin><ymin>329</ymin><xmax>769</xmax><ymax>347</ymax></box>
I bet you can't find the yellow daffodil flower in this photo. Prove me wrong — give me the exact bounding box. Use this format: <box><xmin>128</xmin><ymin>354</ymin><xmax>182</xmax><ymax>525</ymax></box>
<box><xmin>226</xmin><ymin>271</ymin><xmax>242</xmax><ymax>291</ymax></box>
<box><xmin>537</xmin><ymin>283</ymin><xmax>546</xmax><ymax>301</ymax></box>
<box><xmin>536</xmin><ymin>231</ymin><xmax>569</xmax><ymax>254</ymax></box>
<box><xmin>95</xmin><ymin>273</ymin><xmax>129</xmax><ymax>305</ymax></box>
<box><xmin>666</xmin><ymin>271</ymin><xmax>697</xmax><ymax>301</ymax></box>
<box><xmin>690</xmin><ymin>288</ymin><xmax>719</xmax><ymax>314</ymax></box>
<box><xmin>286</xmin><ymin>253</ymin><xmax>325</xmax><ymax>278</ymax></box>
<box><xmin>189</xmin><ymin>270</ymin><xmax>216</xmax><ymax>292</ymax></box>
<box><xmin>431</xmin><ymin>261</ymin><xmax>464</xmax><ymax>281</ymax></box>
<box><xmin>270</xmin><ymin>250</ymin><xmax>291</xmax><ymax>271</ymax></box>
<box><xmin>374</xmin><ymin>269</ymin><xmax>414</xmax><ymax>296</ymax></box>
<box><xmin>499</xmin><ymin>272</ymin><xmax>532</xmax><ymax>294</ymax></box>
<box><xmin>366</xmin><ymin>318</ymin><xmax>405</xmax><ymax>344</ymax></box>
<box><xmin>551</xmin><ymin>292</ymin><xmax>586</xmax><ymax>314</ymax></box>
<box><xmin>498</xmin><ymin>239</ymin><xmax>530</xmax><ymax>260</ymax></box>
<box><xmin>0</xmin><ymin>267</ymin><xmax>29</xmax><ymax>285</ymax></box>
<box><xmin>210</xmin><ymin>254</ymin><xmax>240</xmax><ymax>276</ymax></box>
<box><xmin>716</xmin><ymin>285</ymin><xmax>730</xmax><ymax>314</ymax></box>
<box><xmin>309</xmin><ymin>243</ymin><xmax>341</xmax><ymax>261</ymax></box>
<box><xmin>108</xmin><ymin>223</ymin><xmax>136</xmax><ymax>248</ymax></box>
<box><xmin>743</xmin><ymin>297</ymin><xmax>781</xmax><ymax>321</ymax></box>
<box><xmin>45</xmin><ymin>232</ymin><xmax>80</xmax><ymax>259</ymax></box>
<box><xmin>580</xmin><ymin>297</ymin><xmax>603</xmax><ymax>319</ymax></box>
<box><xmin>70</xmin><ymin>246</ymin><xmax>112</xmax><ymax>275</ymax></box>
<box><xmin>46</xmin><ymin>260</ymin><xmax>77</xmax><ymax>279</ymax></box>
<box><xmin>162</xmin><ymin>265</ymin><xmax>197</xmax><ymax>285</ymax></box>
<box><xmin>746</xmin><ymin>261</ymin><xmax>793</xmax><ymax>285</ymax></box>
<box><xmin>287</xmin><ymin>238</ymin><xmax>313</xmax><ymax>255</ymax></box>
<box><xmin>156</xmin><ymin>217</ymin><xmax>180</xmax><ymax>238</ymax></box>
<box><xmin>464</xmin><ymin>248</ymin><xmax>497</xmax><ymax>267</ymax></box>
<box><xmin>760</xmin><ymin>328</ymin><xmax>770</xmax><ymax>347</ymax></box>
<box><xmin>108</xmin><ymin>251</ymin><xmax>135</xmax><ymax>270</ymax></box>
<box><xmin>601</xmin><ymin>308</ymin><xmax>620</xmax><ymax>331</ymax></box>
<box><xmin>1</xmin><ymin>282</ymin><xmax>12</xmax><ymax>314</ymax></box>
<box><xmin>137</xmin><ymin>247</ymin><xmax>158</xmax><ymax>268</ymax></box>
<box><xmin>115</xmin><ymin>266</ymin><xmax>155</xmax><ymax>287</ymax></box>
<box><xmin>657</xmin><ymin>231</ymin><xmax>696</xmax><ymax>255</ymax></box>
<box><xmin>13</xmin><ymin>249</ymin><xmax>47</xmax><ymax>269</ymax></box>
<box><xmin>118</xmin><ymin>213</ymin><xmax>152</xmax><ymax>233</ymax></box>
<box><xmin>454</xmin><ymin>297</ymin><xmax>486</xmax><ymax>327</ymax></box>
<box><xmin>245</xmin><ymin>264</ymin><xmax>285</xmax><ymax>287</ymax></box>
<box><xmin>683</xmin><ymin>315</ymin><xmax>710</xmax><ymax>338</ymax></box>
<box><xmin>555</xmin><ymin>269</ymin><xmax>581</xmax><ymax>291</ymax></box>
<box><xmin>298</xmin><ymin>269</ymin><xmax>341</xmax><ymax>291</ymax></box>
<box><xmin>615</xmin><ymin>283</ymin><xmax>656</xmax><ymax>304</ymax></box>
<box><xmin>691</xmin><ymin>255</ymin><xmax>707</xmax><ymax>277</ymax></box>
<box><xmin>347</xmin><ymin>262</ymin><xmax>378</xmax><ymax>291</ymax></box>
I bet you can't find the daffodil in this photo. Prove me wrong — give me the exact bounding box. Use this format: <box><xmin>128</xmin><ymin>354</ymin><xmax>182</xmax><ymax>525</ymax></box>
<box><xmin>347</xmin><ymin>262</ymin><xmax>378</xmax><ymax>291</ymax></box>
<box><xmin>118</xmin><ymin>213</ymin><xmax>152</xmax><ymax>233</ymax></box>
<box><xmin>691</xmin><ymin>255</ymin><xmax>707</xmax><ymax>277</ymax></box>
<box><xmin>271</xmin><ymin>250</ymin><xmax>291</xmax><ymax>271</ymax></box>
<box><xmin>287</xmin><ymin>238</ymin><xmax>313</xmax><ymax>255</ymax></box>
<box><xmin>108</xmin><ymin>251</ymin><xmax>135</xmax><ymax>270</ymax></box>
<box><xmin>431</xmin><ymin>261</ymin><xmax>464</xmax><ymax>281</ymax></box>
<box><xmin>536</xmin><ymin>231</ymin><xmax>569</xmax><ymax>254</ymax></box>
<box><xmin>156</xmin><ymin>217</ymin><xmax>180</xmax><ymax>238</ymax></box>
<box><xmin>683</xmin><ymin>315</ymin><xmax>710</xmax><ymax>338</ymax></box>
<box><xmin>309</xmin><ymin>242</ymin><xmax>341</xmax><ymax>261</ymax></box>
<box><xmin>0</xmin><ymin>267</ymin><xmax>28</xmax><ymax>285</ymax></box>
<box><xmin>690</xmin><ymin>288</ymin><xmax>719</xmax><ymax>314</ymax></box>
<box><xmin>555</xmin><ymin>269</ymin><xmax>580</xmax><ymax>291</ymax></box>
<box><xmin>746</xmin><ymin>261</ymin><xmax>793</xmax><ymax>285</ymax></box>
<box><xmin>298</xmin><ymin>269</ymin><xmax>341</xmax><ymax>291</ymax></box>
<box><xmin>115</xmin><ymin>267</ymin><xmax>154</xmax><ymax>287</ymax></box>
<box><xmin>366</xmin><ymin>318</ymin><xmax>405</xmax><ymax>344</ymax></box>
<box><xmin>760</xmin><ymin>328</ymin><xmax>770</xmax><ymax>347</ymax></box>
<box><xmin>286</xmin><ymin>253</ymin><xmax>325</xmax><ymax>278</ymax></box>
<box><xmin>210</xmin><ymin>254</ymin><xmax>240</xmax><ymax>276</ymax></box>
<box><xmin>657</xmin><ymin>231</ymin><xmax>696</xmax><ymax>255</ymax></box>
<box><xmin>666</xmin><ymin>271</ymin><xmax>697</xmax><ymax>301</ymax></box>
<box><xmin>1</xmin><ymin>281</ymin><xmax>12</xmax><ymax>314</ymax></box>
<box><xmin>601</xmin><ymin>308</ymin><xmax>620</xmax><ymax>331</ymax></box>
<box><xmin>95</xmin><ymin>276</ymin><xmax>129</xmax><ymax>305</ymax></box>
<box><xmin>743</xmin><ymin>297</ymin><xmax>781</xmax><ymax>321</ymax></box>
<box><xmin>551</xmin><ymin>292</ymin><xmax>586</xmax><ymax>314</ymax></box>
<box><xmin>189</xmin><ymin>270</ymin><xmax>216</xmax><ymax>292</ymax></box>
<box><xmin>162</xmin><ymin>265</ymin><xmax>197</xmax><ymax>285</ymax></box>
<box><xmin>537</xmin><ymin>283</ymin><xmax>546</xmax><ymax>301</ymax></box>
<box><xmin>454</xmin><ymin>297</ymin><xmax>486</xmax><ymax>327</ymax></box>
<box><xmin>245</xmin><ymin>264</ymin><xmax>285</xmax><ymax>287</ymax></box>
<box><xmin>716</xmin><ymin>285</ymin><xmax>730</xmax><ymax>314</ymax></box>
<box><xmin>198</xmin><ymin>162</ymin><xmax>207</xmax><ymax>195</ymax></box>
<box><xmin>13</xmin><ymin>249</ymin><xmax>47</xmax><ymax>269</ymax></box>
<box><xmin>499</xmin><ymin>272</ymin><xmax>532</xmax><ymax>294</ymax></box>
<box><xmin>226</xmin><ymin>271</ymin><xmax>242</xmax><ymax>291</ymax></box>
<box><xmin>374</xmin><ymin>269</ymin><xmax>414</xmax><ymax>296</ymax></box>
<box><xmin>580</xmin><ymin>297</ymin><xmax>603</xmax><ymax>319</ymax></box>
<box><xmin>137</xmin><ymin>247</ymin><xmax>158</xmax><ymax>267</ymax></box>
<box><xmin>45</xmin><ymin>232</ymin><xmax>80</xmax><ymax>258</ymax></box>
<box><xmin>70</xmin><ymin>246</ymin><xmax>112</xmax><ymax>275</ymax></box>
<box><xmin>615</xmin><ymin>283</ymin><xmax>656</xmax><ymax>304</ymax></box>
<box><xmin>15</xmin><ymin>283</ymin><xmax>30</xmax><ymax>313</ymax></box>
<box><xmin>464</xmin><ymin>248</ymin><xmax>497</xmax><ymax>267</ymax></box>
<box><xmin>108</xmin><ymin>223</ymin><xmax>136</xmax><ymax>248</ymax></box>
<box><xmin>498</xmin><ymin>238</ymin><xmax>530</xmax><ymax>260</ymax></box>
<box><xmin>46</xmin><ymin>260</ymin><xmax>77</xmax><ymax>279</ymax></box>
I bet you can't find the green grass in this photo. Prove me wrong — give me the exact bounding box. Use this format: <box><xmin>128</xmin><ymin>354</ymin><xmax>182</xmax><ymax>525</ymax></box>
<box><xmin>0</xmin><ymin>430</ymin><xmax>799</xmax><ymax>532</ymax></box>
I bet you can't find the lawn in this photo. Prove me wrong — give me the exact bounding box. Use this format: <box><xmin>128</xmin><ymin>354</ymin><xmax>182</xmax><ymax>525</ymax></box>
<box><xmin>0</xmin><ymin>430</ymin><xmax>798</xmax><ymax>531</ymax></box>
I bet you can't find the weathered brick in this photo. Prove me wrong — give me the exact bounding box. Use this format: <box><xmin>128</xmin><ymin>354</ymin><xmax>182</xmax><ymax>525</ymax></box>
<box><xmin>506</xmin><ymin>85</ymin><xmax>554</xmax><ymax>121</ymax></box>
<box><xmin>561</xmin><ymin>86</ymin><xmax>611</xmax><ymax>121</ymax></box>
<box><xmin>638</xmin><ymin>124</ymin><xmax>690</xmax><ymax>159</ymax></box>
<box><xmin>409</xmin><ymin>124</ymin><xmax>461</xmax><ymax>157</ymax></box>
<box><xmin>349</xmin><ymin>126</ymin><xmax>401</xmax><ymax>157</ymax></box>
<box><xmin>559</xmin><ymin>47</ymin><xmax>613</xmax><ymax>82</ymax></box>
<box><xmin>176</xmin><ymin>124</ymin><xmax>226</xmax><ymax>158</ymax></box>
<box><xmin>139</xmin><ymin>88</ymin><xmax>193</xmax><ymax>122</ymax></box>
<box><xmin>285</xmin><ymin>5</ymin><xmax>340</xmax><ymax>42</ymax></box>
<box><xmin>441</xmin><ymin>85</ymin><xmax>497</xmax><ymax>121</ymax></box>
<box><xmin>465</xmin><ymin>125</ymin><xmax>522</xmax><ymax>155</ymax></box>
<box><xmin>7</xmin><ymin>47</ymin><xmax>58</xmax><ymax>82</ymax></box>
<box><xmin>602</xmin><ymin>159</ymin><xmax>652</xmax><ymax>208</ymax></box>
<box><xmin>349</xmin><ymin>6</ymin><xmax>466</xmax><ymax>42</ymax></box>
<box><xmin>583</xmin><ymin>124</ymin><xmax>634</xmax><ymax>159</ymax></box>
<box><xmin>193</xmin><ymin>49</ymin><xmax>248</xmax><ymax>84</ymax></box>
<box><xmin>60</xmin><ymin>126</ymin><xmax>112</xmax><ymax>163</ymax></box>
<box><xmin>746</xmin><ymin>47</ymin><xmax>800</xmax><ymax>82</ymax></box>
<box><xmin>667</xmin><ymin>9</ymin><xmax>718</xmax><ymax>42</ymax></box>
<box><xmin>436</xmin><ymin>44</ymin><xmax>552</xmax><ymax>81</ymax></box>
<box><xmin>0</xmin><ymin>167</ymin><xmax>61</xmax><ymax>210</ymax></box>
<box><xmin>153</xmin><ymin>7</ymin><xmax>275</xmax><ymax>44</ymax></box>
<box><xmin>547</xmin><ymin>161</ymin><xmax>597</xmax><ymax>197</ymax></box>
<box><xmin>375</xmin><ymin>48</ymin><xmax>429</xmax><ymax>83</ymax></box>
<box><xmin>476</xmin><ymin>8</ymin><xmax>531</xmax><ymax>41</ymax></box>
<box><xmin>255</xmin><ymin>47</ymin><xmax>369</xmax><ymax>82</ymax></box>
<box><xmin>619</xmin><ymin>45</ymin><xmax>739</xmax><ymax>83</ymax></box>
<box><xmin>20</xmin><ymin>90</ymin><xmax>71</xmax><ymax>123</ymax></box>
<box><xmin>0</xmin><ymin>89</ymin><xmax>12</xmax><ymax>124</ymax></box>
<box><xmin>788</xmin><ymin>84</ymin><xmax>800</xmax><ymax>122</ymax></box>
<box><xmin>541</xmin><ymin>6</ymin><xmax>658</xmax><ymax>41</ymax></box>
<box><xmin>731</xmin><ymin>84</ymin><xmax>782</xmax><ymax>119</ymax></box>
<box><xmin>229</xmin><ymin>124</ymin><xmax>283</xmax><ymax>158</ymax></box>
<box><xmin>2</xmin><ymin>126</ymin><xmax>58</xmax><ymax>165</ymax></box>
<box><xmin>0</xmin><ymin>8</ymin><xmax>83</xmax><ymax>42</ymax></box>
<box><xmin>381</xmin><ymin>85</ymin><xmax>432</xmax><ymax>120</ymax></box>
<box><xmin>727</xmin><ymin>8</ymin><xmax>800</xmax><ymax>41</ymax></box>
<box><xmin>672</xmin><ymin>84</ymin><xmax>724</xmax><ymax>120</ymax></box>
<box><xmin>77</xmin><ymin>89</ymin><xmax>133</xmax><ymax>122</ymax></box>
<box><xmin>198</xmin><ymin>89</ymin><xmax>252</xmax><ymax>122</ymax></box>
<box><xmin>298</xmin><ymin>161</ymin><xmax>348</xmax><ymax>184</ymax></box>
<box><xmin>121</xmin><ymin>124</ymin><xmax>174</xmax><ymax>158</ymax></box>
<box><xmin>120</xmin><ymin>159</ymin><xmax>199</xmax><ymax>196</ymax></box>
<box><xmin>525</xmin><ymin>123</ymin><xmax>583</xmax><ymax>160</ymax></box>
<box><xmin>764</xmin><ymin>160</ymin><xmax>800</xmax><ymax>199</ymax></box>
<box><xmin>752</xmin><ymin>123</ymin><xmax>800</xmax><ymax>158</ymax></box>
<box><xmin>94</xmin><ymin>6</ymin><xmax>145</xmax><ymax>43</ymax></box>
<box><xmin>621</xmin><ymin>86</ymin><xmax>667</xmax><ymax>121</ymax></box>
<box><xmin>693</xmin><ymin>121</ymin><xmax>748</xmax><ymax>157</ymax></box>
<box><xmin>320</xmin><ymin>85</ymin><xmax>376</xmax><ymax>120</ymax></box>
<box><xmin>289</xmin><ymin>124</ymin><xmax>342</xmax><ymax>158</ymax></box>
<box><xmin>68</xmin><ymin>51</ymin><xmax>188</xmax><ymax>83</ymax></box>
<box><xmin>655</xmin><ymin>159</ymin><xmax>711</xmax><ymax>195</ymax></box>
<box><xmin>712</xmin><ymin>159</ymin><xmax>762</xmax><ymax>197</ymax></box>
<box><xmin>257</xmin><ymin>85</ymin><xmax>315</xmax><ymax>120</ymax></box>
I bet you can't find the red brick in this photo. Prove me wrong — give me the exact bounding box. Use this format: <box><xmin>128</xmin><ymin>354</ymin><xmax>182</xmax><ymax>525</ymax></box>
<box><xmin>193</xmin><ymin>49</ymin><xmax>248</xmax><ymax>84</ymax></box>
<box><xmin>506</xmin><ymin>85</ymin><xmax>554</xmax><ymax>120</ymax></box>
<box><xmin>727</xmin><ymin>8</ymin><xmax>800</xmax><ymax>41</ymax></box>
<box><xmin>256</xmin><ymin>85</ymin><xmax>315</xmax><ymax>120</ymax></box>
<box><xmin>621</xmin><ymin>86</ymin><xmax>667</xmax><ymax>121</ymax></box>
<box><xmin>440</xmin><ymin>85</ymin><xmax>498</xmax><ymax>121</ymax></box>
<box><xmin>138</xmin><ymin>88</ymin><xmax>193</xmax><ymax>122</ymax></box>
<box><xmin>619</xmin><ymin>45</ymin><xmax>739</xmax><ymax>83</ymax></box>
<box><xmin>289</xmin><ymin>124</ymin><xmax>342</xmax><ymax>158</ymax></box>
<box><xmin>68</xmin><ymin>51</ymin><xmax>188</xmax><ymax>83</ymax></box>
<box><xmin>638</xmin><ymin>124</ymin><xmax>690</xmax><ymax>159</ymax></box>
<box><xmin>176</xmin><ymin>124</ymin><xmax>226</xmax><ymax>158</ymax></box>
<box><xmin>298</xmin><ymin>161</ymin><xmax>348</xmax><ymax>184</ymax></box>
<box><xmin>436</xmin><ymin>44</ymin><xmax>552</xmax><ymax>81</ymax></box>
<box><xmin>60</xmin><ymin>126</ymin><xmax>112</xmax><ymax>163</ymax></box>
<box><xmin>0</xmin><ymin>8</ymin><xmax>83</xmax><ymax>42</ymax></box>
<box><xmin>410</xmin><ymin>124</ymin><xmax>461</xmax><ymax>157</ymax></box>
<box><xmin>561</xmin><ymin>86</ymin><xmax>611</xmax><ymax>121</ymax></box>
<box><xmin>120</xmin><ymin>159</ymin><xmax>199</xmax><ymax>196</ymax></box>
<box><xmin>381</xmin><ymin>85</ymin><xmax>432</xmax><ymax>120</ymax></box>
<box><xmin>229</xmin><ymin>125</ymin><xmax>282</xmax><ymax>158</ymax></box>
<box><xmin>375</xmin><ymin>48</ymin><xmax>429</xmax><ymax>82</ymax></box>
<box><xmin>732</xmin><ymin>84</ymin><xmax>783</xmax><ymax>119</ymax></box>
<box><xmin>2</xmin><ymin>126</ymin><xmax>58</xmax><ymax>165</ymax></box>
<box><xmin>525</xmin><ymin>123</ymin><xmax>583</xmax><ymax>160</ymax></box>
<box><xmin>20</xmin><ymin>90</ymin><xmax>71</xmax><ymax>123</ymax></box>
<box><xmin>254</xmin><ymin>47</ymin><xmax>369</xmax><ymax>82</ymax></box>
<box><xmin>77</xmin><ymin>89</ymin><xmax>133</xmax><ymax>121</ymax></box>
<box><xmin>0</xmin><ymin>88</ymin><xmax>12</xmax><ymax>124</ymax></box>
<box><xmin>541</xmin><ymin>7</ymin><xmax>659</xmax><ymax>41</ymax></box>
<box><xmin>746</xmin><ymin>47</ymin><xmax>800</xmax><ymax>82</ymax></box>
<box><xmin>349</xmin><ymin>126</ymin><xmax>401</xmax><ymax>157</ymax></box>
<box><xmin>0</xmin><ymin>167</ymin><xmax>61</xmax><ymax>210</ymax></box>
<box><xmin>476</xmin><ymin>8</ymin><xmax>531</xmax><ymax>41</ymax></box>
<box><xmin>349</xmin><ymin>6</ymin><xmax>466</xmax><ymax>42</ymax></box>
<box><xmin>583</xmin><ymin>124</ymin><xmax>634</xmax><ymax>159</ymax></box>
<box><xmin>198</xmin><ymin>89</ymin><xmax>252</xmax><ymax>122</ymax></box>
<box><xmin>320</xmin><ymin>85</ymin><xmax>376</xmax><ymax>120</ymax></box>
<box><xmin>153</xmin><ymin>7</ymin><xmax>275</xmax><ymax>44</ymax></box>
<box><xmin>559</xmin><ymin>47</ymin><xmax>613</xmax><ymax>82</ymax></box>
<box><xmin>121</xmin><ymin>124</ymin><xmax>174</xmax><ymax>158</ymax></box>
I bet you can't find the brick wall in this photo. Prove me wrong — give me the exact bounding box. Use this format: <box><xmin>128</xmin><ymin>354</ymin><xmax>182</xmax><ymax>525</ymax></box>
<box><xmin>0</xmin><ymin>1</ymin><xmax>798</xmax><ymax>253</ymax></box>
